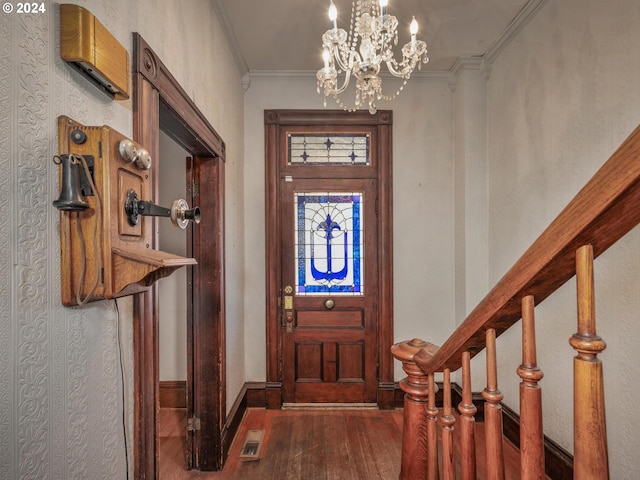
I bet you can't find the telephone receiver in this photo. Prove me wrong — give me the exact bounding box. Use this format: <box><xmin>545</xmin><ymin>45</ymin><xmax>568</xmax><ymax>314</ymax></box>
<box><xmin>53</xmin><ymin>142</ymin><xmax>201</xmax><ymax>230</ymax></box>
<box><xmin>52</xmin><ymin>154</ymin><xmax>91</xmax><ymax>211</ymax></box>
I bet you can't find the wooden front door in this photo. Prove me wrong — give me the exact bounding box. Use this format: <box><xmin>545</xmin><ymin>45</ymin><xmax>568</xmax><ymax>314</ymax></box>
<box><xmin>265</xmin><ymin>110</ymin><xmax>395</xmax><ymax>409</ymax></box>
<box><xmin>281</xmin><ymin>178</ymin><xmax>378</xmax><ymax>403</ymax></box>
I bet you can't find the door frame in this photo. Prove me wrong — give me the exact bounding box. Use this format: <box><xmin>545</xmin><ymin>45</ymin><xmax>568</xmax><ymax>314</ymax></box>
<box><xmin>264</xmin><ymin>109</ymin><xmax>395</xmax><ymax>409</ymax></box>
<box><xmin>132</xmin><ymin>33</ymin><xmax>226</xmax><ymax>477</ymax></box>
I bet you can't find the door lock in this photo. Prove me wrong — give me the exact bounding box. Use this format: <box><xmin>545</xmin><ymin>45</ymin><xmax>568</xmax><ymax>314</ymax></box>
<box><xmin>282</xmin><ymin>285</ymin><xmax>294</xmax><ymax>333</ymax></box>
<box><xmin>285</xmin><ymin>311</ymin><xmax>294</xmax><ymax>333</ymax></box>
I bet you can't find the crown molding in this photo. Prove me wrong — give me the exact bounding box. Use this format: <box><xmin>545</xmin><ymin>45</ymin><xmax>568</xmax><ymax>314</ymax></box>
<box><xmin>483</xmin><ymin>0</ymin><xmax>551</xmax><ymax>67</ymax></box>
<box><xmin>211</xmin><ymin>0</ymin><xmax>249</xmax><ymax>77</ymax></box>
<box><xmin>247</xmin><ymin>69</ymin><xmax>450</xmax><ymax>80</ymax></box>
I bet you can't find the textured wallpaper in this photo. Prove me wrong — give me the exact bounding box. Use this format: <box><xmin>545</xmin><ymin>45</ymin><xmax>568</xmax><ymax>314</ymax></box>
<box><xmin>1</xmin><ymin>0</ymin><xmax>246</xmax><ymax>477</ymax></box>
<box><xmin>1</xmin><ymin>2</ymin><xmax>132</xmax><ymax>478</ymax></box>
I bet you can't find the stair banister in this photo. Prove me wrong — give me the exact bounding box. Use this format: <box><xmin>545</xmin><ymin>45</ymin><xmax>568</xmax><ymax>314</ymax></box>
<box><xmin>393</xmin><ymin>122</ymin><xmax>640</xmax><ymax>479</ymax></box>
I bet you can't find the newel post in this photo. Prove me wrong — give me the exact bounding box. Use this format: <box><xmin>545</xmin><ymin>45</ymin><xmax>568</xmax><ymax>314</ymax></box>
<box><xmin>391</xmin><ymin>338</ymin><xmax>439</xmax><ymax>480</ymax></box>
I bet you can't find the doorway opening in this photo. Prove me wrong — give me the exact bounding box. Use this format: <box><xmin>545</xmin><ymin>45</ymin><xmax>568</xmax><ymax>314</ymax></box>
<box><xmin>132</xmin><ymin>33</ymin><xmax>227</xmax><ymax>477</ymax></box>
<box><xmin>157</xmin><ymin>131</ymin><xmax>191</xmax><ymax>470</ymax></box>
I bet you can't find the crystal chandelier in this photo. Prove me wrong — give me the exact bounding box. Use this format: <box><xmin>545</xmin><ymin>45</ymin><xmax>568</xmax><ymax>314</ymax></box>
<box><xmin>317</xmin><ymin>0</ymin><xmax>428</xmax><ymax>114</ymax></box>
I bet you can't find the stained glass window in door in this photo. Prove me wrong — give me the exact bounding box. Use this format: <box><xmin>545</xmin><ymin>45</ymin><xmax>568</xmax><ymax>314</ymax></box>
<box><xmin>288</xmin><ymin>134</ymin><xmax>370</xmax><ymax>165</ymax></box>
<box><xmin>294</xmin><ymin>192</ymin><xmax>363</xmax><ymax>295</ymax></box>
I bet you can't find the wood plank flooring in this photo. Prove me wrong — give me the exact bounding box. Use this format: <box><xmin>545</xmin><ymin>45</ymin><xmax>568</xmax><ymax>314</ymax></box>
<box><xmin>159</xmin><ymin>407</ymin><xmax>403</xmax><ymax>479</ymax></box>
<box><xmin>159</xmin><ymin>407</ymin><xmax>526</xmax><ymax>479</ymax></box>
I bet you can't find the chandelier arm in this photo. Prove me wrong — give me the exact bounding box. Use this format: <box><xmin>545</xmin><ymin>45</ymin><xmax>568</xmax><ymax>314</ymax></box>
<box><xmin>329</xmin><ymin>69</ymin><xmax>353</xmax><ymax>96</ymax></box>
<box><xmin>332</xmin><ymin>44</ymin><xmax>359</xmax><ymax>74</ymax></box>
<box><xmin>385</xmin><ymin>59</ymin><xmax>413</xmax><ymax>78</ymax></box>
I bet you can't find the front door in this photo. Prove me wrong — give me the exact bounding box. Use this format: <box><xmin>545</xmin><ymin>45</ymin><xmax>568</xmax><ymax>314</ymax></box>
<box><xmin>265</xmin><ymin>110</ymin><xmax>395</xmax><ymax>408</ymax></box>
<box><xmin>281</xmin><ymin>178</ymin><xmax>378</xmax><ymax>403</ymax></box>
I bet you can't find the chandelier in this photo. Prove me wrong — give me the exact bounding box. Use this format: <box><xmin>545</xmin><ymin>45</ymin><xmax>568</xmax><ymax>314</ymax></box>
<box><xmin>316</xmin><ymin>0</ymin><xmax>428</xmax><ymax>114</ymax></box>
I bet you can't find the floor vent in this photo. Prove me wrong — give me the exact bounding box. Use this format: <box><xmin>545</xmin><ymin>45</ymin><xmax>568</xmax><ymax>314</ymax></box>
<box><xmin>239</xmin><ymin>429</ymin><xmax>265</xmax><ymax>459</ymax></box>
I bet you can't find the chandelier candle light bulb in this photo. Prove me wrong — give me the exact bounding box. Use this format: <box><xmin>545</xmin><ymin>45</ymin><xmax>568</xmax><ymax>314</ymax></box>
<box><xmin>316</xmin><ymin>0</ymin><xmax>428</xmax><ymax>114</ymax></box>
<box><xmin>410</xmin><ymin>16</ymin><xmax>418</xmax><ymax>47</ymax></box>
<box><xmin>329</xmin><ymin>1</ymin><xmax>338</xmax><ymax>30</ymax></box>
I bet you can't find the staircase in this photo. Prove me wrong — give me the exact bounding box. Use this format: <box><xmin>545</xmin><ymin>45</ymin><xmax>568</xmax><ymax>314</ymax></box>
<box><xmin>392</xmin><ymin>123</ymin><xmax>640</xmax><ymax>479</ymax></box>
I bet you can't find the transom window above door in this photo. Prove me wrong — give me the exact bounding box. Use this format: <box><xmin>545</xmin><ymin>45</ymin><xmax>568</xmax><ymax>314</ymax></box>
<box><xmin>288</xmin><ymin>133</ymin><xmax>370</xmax><ymax>165</ymax></box>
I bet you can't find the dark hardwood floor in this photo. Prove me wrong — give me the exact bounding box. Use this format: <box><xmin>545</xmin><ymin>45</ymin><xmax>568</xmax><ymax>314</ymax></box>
<box><xmin>159</xmin><ymin>407</ymin><xmax>525</xmax><ymax>479</ymax></box>
<box><xmin>159</xmin><ymin>407</ymin><xmax>404</xmax><ymax>479</ymax></box>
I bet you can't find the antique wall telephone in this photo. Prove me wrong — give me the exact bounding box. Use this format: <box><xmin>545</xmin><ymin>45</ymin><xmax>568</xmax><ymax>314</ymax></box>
<box><xmin>53</xmin><ymin>116</ymin><xmax>199</xmax><ymax>306</ymax></box>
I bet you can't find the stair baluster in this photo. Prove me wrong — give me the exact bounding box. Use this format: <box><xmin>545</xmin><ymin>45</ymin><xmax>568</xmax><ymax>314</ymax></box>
<box><xmin>571</xmin><ymin>245</ymin><xmax>609</xmax><ymax>479</ymax></box>
<box><xmin>458</xmin><ymin>351</ymin><xmax>477</xmax><ymax>480</ymax></box>
<box><xmin>440</xmin><ymin>368</ymin><xmax>455</xmax><ymax>479</ymax></box>
<box><xmin>483</xmin><ymin>328</ymin><xmax>505</xmax><ymax>479</ymax></box>
<box><xmin>518</xmin><ymin>295</ymin><xmax>545</xmax><ymax>479</ymax></box>
<box><xmin>427</xmin><ymin>372</ymin><xmax>441</xmax><ymax>480</ymax></box>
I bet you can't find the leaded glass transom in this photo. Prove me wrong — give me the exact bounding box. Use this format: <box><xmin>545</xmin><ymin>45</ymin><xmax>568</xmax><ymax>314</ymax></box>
<box><xmin>288</xmin><ymin>134</ymin><xmax>370</xmax><ymax>165</ymax></box>
<box><xmin>295</xmin><ymin>192</ymin><xmax>364</xmax><ymax>295</ymax></box>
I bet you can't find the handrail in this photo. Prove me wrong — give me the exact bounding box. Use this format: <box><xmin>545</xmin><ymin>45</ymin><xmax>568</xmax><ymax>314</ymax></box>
<box><xmin>415</xmin><ymin>123</ymin><xmax>640</xmax><ymax>373</ymax></box>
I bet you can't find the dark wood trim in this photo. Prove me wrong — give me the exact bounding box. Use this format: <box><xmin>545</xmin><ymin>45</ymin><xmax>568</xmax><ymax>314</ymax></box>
<box><xmin>132</xmin><ymin>32</ymin><xmax>227</xmax><ymax>477</ymax></box>
<box><xmin>159</xmin><ymin>381</ymin><xmax>187</xmax><ymax>408</ymax></box>
<box><xmin>264</xmin><ymin>109</ymin><xmax>392</xmax><ymax>126</ymax></box>
<box><xmin>134</xmin><ymin>35</ymin><xmax>225</xmax><ymax>159</ymax></box>
<box><xmin>132</xmin><ymin>64</ymin><xmax>160</xmax><ymax>480</ymax></box>
<box><xmin>264</xmin><ymin>109</ymin><xmax>394</xmax><ymax>409</ymax></box>
<box><xmin>221</xmin><ymin>384</ymin><xmax>248</xmax><ymax>466</ymax></box>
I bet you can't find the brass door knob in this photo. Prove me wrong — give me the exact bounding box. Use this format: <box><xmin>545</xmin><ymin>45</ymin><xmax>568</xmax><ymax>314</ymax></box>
<box><xmin>324</xmin><ymin>299</ymin><xmax>335</xmax><ymax>310</ymax></box>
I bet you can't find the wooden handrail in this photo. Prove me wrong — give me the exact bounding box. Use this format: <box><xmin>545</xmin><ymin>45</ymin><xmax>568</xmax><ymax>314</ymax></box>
<box><xmin>415</xmin><ymin>123</ymin><xmax>640</xmax><ymax>373</ymax></box>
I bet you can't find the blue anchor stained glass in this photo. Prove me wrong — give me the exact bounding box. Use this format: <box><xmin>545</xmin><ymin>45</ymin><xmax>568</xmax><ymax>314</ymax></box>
<box><xmin>294</xmin><ymin>192</ymin><xmax>364</xmax><ymax>295</ymax></box>
<box><xmin>288</xmin><ymin>133</ymin><xmax>370</xmax><ymax>165</ymax></box>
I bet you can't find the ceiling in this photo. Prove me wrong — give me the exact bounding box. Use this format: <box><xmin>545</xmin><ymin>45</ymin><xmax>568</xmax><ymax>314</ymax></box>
<box><xmin>214</xmin><ymin>0</ymin><xmax>531</xmax><ymax>74</ymax></box>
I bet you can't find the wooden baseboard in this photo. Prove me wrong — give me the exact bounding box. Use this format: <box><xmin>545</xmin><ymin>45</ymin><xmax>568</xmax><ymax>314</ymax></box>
<box><xmin>159</xmin><ymin>380</ymin><xmax>186</xmax><ymax>408</ymax></box>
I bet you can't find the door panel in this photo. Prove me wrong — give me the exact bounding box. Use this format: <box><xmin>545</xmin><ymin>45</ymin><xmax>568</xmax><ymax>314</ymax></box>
<box><xmin>281</xmin><ymin>178</ymin><xmax>378</xmax><ymax>404</ymax></box>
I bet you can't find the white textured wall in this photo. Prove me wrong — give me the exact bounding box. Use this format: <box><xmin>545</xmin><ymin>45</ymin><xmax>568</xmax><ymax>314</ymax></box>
<box><xmin>242</xmin><ymin>73</ymin><xmax>457</xmax><ymax>382</ymax></box>
<box><xmin>158</xmin><ymin>131</ymin><xmax>190</xmax><ymax>382</ymax></box>
<box><xmin>0</xmin><ymin>1</ymin><xmax>244</xmax><ymax>478</ymax></box>
<box><xmin>486</xmin><ymin>0</ymin><xmax>640</xmax><ymax>477</ymax></box>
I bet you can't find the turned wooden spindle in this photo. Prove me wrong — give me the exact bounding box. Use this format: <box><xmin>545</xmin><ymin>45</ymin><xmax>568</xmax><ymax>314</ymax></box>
<box><xmin>458</xmin><ymin>351</ymin><xmax>477</xmax><ymax>480</ymax></box>
<box><xmin>483</xmin><ymin>328</ymin><xmax>505</xmax><ymax>480</ymax></box>
<box><xmin>517</xmin><ymin>295</ymin><xmax>545</xmax><ymax>479</ymax></box>
<box><xmin>570</xmin><ymin>245</ymin><xmax>609</xmax><ymax>479</ymax></box>
<box><xmin>440</xmin><ymin>368</ymin><xmax>455</xmax><ymax>480</ymax></box>
<box><xmin>391</xmin><ymin>339</ymin><xmax>439</xmax><ymax>480</ymax></box>
<box><xmin>427</xmin><ymin>372</ymin><xmax>440</xmax><ymax>480</ymax></box>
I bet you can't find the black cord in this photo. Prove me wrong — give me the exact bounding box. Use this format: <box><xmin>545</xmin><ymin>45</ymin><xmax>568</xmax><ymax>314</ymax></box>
<box><xmin>114</xmin><ymin>299</ymin><xmax>130</xmax><ymax>480</ymax></box>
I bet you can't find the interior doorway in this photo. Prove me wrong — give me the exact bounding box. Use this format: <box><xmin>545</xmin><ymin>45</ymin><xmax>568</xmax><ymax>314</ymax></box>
<box><xmin>132</xmin><ymin>33</ymin><xmax>227</xmax><ymax>477</ymax></box>
<box><xmin>157</xmin><ymin>131</ymin><xmax>192</xmax><ymax>469</ymax></box>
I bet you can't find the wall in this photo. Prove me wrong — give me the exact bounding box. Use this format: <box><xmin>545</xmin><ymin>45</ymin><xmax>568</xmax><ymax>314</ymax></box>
<box><xmin>242</xmin><ymin>72</ymin><xmax>457</xmax><ymax>381</ymax></box>
<box><xmin>486</xmin><ymin>0</ymin><xmax>640</xmax><ymax>477</ymax></box>
<box><xmin>158</xmin><ymin>131</ymin><xmax>191</xmax><ymax>382</ymax></box>
<box><xmin>0</xmin><ymin>0</ymin><xmax>245</xmax><ymax>477</ymax></box>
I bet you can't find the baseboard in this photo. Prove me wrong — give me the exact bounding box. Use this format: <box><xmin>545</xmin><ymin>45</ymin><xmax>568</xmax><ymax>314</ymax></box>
<box><xmin>221</xmin><ymin>383</ymin><xmax>250</xmax><ymax>464</ymax></box>
<box><xmin>159</xmin><ymin>380</ymin><xmax>186</xmax><ymax>408</ymax></box>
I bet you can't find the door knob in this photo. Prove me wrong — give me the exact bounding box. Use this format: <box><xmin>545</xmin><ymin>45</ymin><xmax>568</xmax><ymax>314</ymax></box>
<box><xmin>324</xmin><ymin>299</ymin><xmax>335</xmax><ymax>310</ymax></box>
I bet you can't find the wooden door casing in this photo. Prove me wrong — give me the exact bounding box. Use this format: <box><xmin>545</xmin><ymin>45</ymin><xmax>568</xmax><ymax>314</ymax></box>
<box><xmin>133</xmin><ymin>34</ymin><xmax>227</xmax><ymax>477</ymax></box>
<box><xmin>265</xmin><ymin>109</ymin><xmax>394</xmax><ymax>409</ymax></box>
